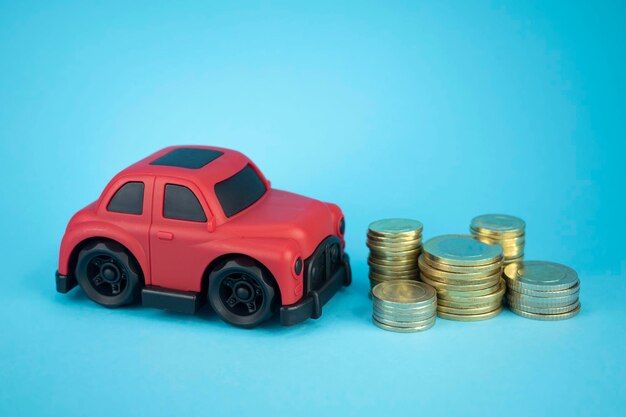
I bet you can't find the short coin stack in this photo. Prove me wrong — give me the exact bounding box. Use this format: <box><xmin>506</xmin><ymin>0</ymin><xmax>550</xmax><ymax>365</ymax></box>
<box><xmin>371</xmin><ymin>280</ymin><xmax>437</xmax><ymax>332</ymax></box>
<box><xmin>366</xmin><ymin>218</ymin><xmax>423</xmax><ymax>291</ymax></box>
<box><xmin>470</xmin><ymin>214</ymin><xmax>525</xmax><ymax>268</ymax></box>
<box><xmin>419</xmin><ymin>234</ymin><xmax>505</xmax><ymax>321</ymax></box>
<box><xmin>505</xmin><ymin>261</ymin><xmax>581</xmax><ymax>320</ymax></box>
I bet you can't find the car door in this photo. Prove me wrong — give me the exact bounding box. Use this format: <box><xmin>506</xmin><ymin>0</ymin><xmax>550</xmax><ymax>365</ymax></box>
<box><xmin>149</xmin><ymin>177</ymin><xmax>214</xmax><ymax>292</ymax></box>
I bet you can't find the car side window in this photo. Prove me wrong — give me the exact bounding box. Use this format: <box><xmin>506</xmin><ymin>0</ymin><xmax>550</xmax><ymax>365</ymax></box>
<box><xmin>107</xmin><ymin>182</ymin><xmax>144</xmax><ymax>215</ymax></box>
<box><xmin>163</xmin><ymin>184</ymin><xmax>207</xmax><ymax>222</ymax></box>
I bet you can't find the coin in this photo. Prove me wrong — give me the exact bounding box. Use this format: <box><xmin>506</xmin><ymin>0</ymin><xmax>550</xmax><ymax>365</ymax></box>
<box><xmin>437</xmin><ymin>302</ymin><xmax>502</xmax><ymax>315</ymax></box>
<box><xmin>369</xmin><ymin>263</ymin><xmax>421</xmax><ymax>272</ymax></box>
<box><xmin>504</xmin><ymin>261</ymin><xmax>579</xmax><ymax>292</ymax></box>
<box><xmin>437</xmin><ymin>306</ymin><xmax>503</xmax><ymax>321</ymax></box>
<box><xmin>420</xmin><ymin>274</ymin><xmax>499</xmax><ymax>291</ymax></box>
<box><xmin>372</xmin><ymin>316</ymin><xmax>436</xmax><ymax>333</ymax></box>
<box><xmin>506</xmin><ymin>291</ymin><xmax>579</xmax><ymax>307</ymax></box>
<box><xmin>368</xmin><ymin>218</ymin><xmax>424</xmax><ymax>238</ymax></box>
<box><xmin>418</xmin><ymin>255</ymin><xmax>501</xmax><ymax>281</ymax></box>
<box><xmin>470</xmin><ymin>214</ymin><xmax>525</xmax><ymax>238</ymax></box>
<box><xmin>420</xmin><ymin>254</ymin><xmax>503</xmax><ymax>274</ymax></box>
<box><xmin>506</xmin><ymin>281</ymin><xmax>580</xmax><ymax>298</ymax></box>
<box><xmin>474</xmin><ymin>234</ymin><xmax>526</xmax><ymax>248</ymax></box>
<box><xmin>423</xmin><ymin>235</ymin><xmax>503</xmax><ymax>266</ymax></box>
<box><xmin>420</xmin><ymin>270</ymin><xmax>501</xmax><ymax>286</ymax></box>
<box><xmin>507</xmin><ymin>300</ymin><xmax>580</xmax><ymax>315</ymax></box>
<box><xmin>373</xmin><ymin>305</ymin><xmax>437</xmax><ymax>320</ymax></box>
<box><xmin>434</xmin><ymin>279</ymin><xmax>503</xmax><ymax>298</ymax></box>
<box><xmin>373</xmin><ymin>313</ymin><xmax>436</xmax><ymax>327</ymax></box>
<box><xmin>438</xmin><ymin>280</ymin><xmax>506</xmax><ymax>304</ymax></box>
<box><xmin>372</xmin><ymin>280</ymin><xmax>436</xmax><ymax>307</ymax></box>
<box><xmin>368</xmin><ymin>256</ymin><xmax>420</xmax><ymax>267</ymax></box>
<box><xmin>509</xmin><ymin>304</ymin><xmax>581</xmax><ymax>321</ymax></box>
<box><xmin>369</xmin><ymin>271</ymin><xmax>420</xmax><ymax>282</ymax></box>
<box><xmin>367</xmin><ymin>240</ymin><xmax>422</xmax><ymax>252</ymax></box>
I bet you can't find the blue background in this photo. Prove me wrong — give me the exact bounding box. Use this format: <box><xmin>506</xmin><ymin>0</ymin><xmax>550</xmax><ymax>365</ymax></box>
<box><xmin>1</xmin><ymin>1</ymin><xmax>625</xmax><ymax>416</ymax></box>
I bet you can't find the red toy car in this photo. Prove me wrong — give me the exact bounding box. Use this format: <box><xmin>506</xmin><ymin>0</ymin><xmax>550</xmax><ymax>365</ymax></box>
<box><xmin>56</xmin><ymin>146</ymin><xmax>351</xmax><ymax>327</ymax></box>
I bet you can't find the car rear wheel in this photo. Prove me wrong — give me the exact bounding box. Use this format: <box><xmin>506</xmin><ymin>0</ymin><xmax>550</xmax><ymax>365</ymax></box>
<box><xmin>208</xmin><ymin>257</ymin><xmax>279</xmax><ymax>328</ymax></box>
<box><xmin>75</xmin><ymin>240</ymin><xmax>141</xmax><ymax>308</ymax></box>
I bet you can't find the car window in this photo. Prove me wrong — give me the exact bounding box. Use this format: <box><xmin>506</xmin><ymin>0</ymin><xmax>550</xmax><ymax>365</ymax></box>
<box><xmin>163</xmin><ymin>184</ymin><xmax>207</xmax><ymax>222</ymax></box>
<box><xmin>107</xmin><ymin>182</ymin><xmax>144</xmax><ymax>215</ymax></box>
<box><xmin>215</xmin><ymin>165</ymin><xmax>267</xmax><ymax>218</ymax></box>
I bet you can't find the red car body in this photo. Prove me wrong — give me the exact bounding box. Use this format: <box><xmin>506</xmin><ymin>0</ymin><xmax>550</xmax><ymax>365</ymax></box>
<box><xmin>56</xmin><ymin>146</ymin><xmax>351</xmax><ymax>326</ymax></box>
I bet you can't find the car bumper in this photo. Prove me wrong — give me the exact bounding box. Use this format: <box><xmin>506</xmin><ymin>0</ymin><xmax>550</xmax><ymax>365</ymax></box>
<box><xmin>56</xmin><ymin>270</ymin><xmax>77</xmax><ymax>293</ymax></box>
<box><xmin>279</xmin><ymin>253</ymin><xmax>351</xmax><ymax>326</ymax></box>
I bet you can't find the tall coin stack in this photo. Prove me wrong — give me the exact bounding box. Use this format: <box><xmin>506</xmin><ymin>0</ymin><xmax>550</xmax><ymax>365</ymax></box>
<box><xmin>470</xmin><ymin>214</ymin><xmax>525</xmax><ymax>268</ymax></box>
<box><xmin>505</xmin><ymin>261</ymin><xmax>581</xmax><ymax>320</ymax></box>
<box><xmin>366</xmin><ymin>218</ymin><xmax>423</xmax><ymax>291</ymax></box>
<box><xmin>419</xmin><ymin>235</ymin><xmax>505</xmax><ymax>321</ymax></box>
<box><xmin>371</xmin><ymin>280</ymin><xmax>437</xmax><ymax>332</ymax></box>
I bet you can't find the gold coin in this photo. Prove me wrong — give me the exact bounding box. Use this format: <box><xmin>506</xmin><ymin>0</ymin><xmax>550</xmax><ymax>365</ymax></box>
<box><xmin>367</xmin><ymin>234</ymin><xmax>422</xmax><ymax>244</ymax></box>
<box><xmin>437</xmin><ymin>298</ymin><xmax>503</xmax><ymax>310</ymax></box>
<box><xmin>368</xmin><ymin>246</ymin><xmax>422</xmax><ymax>258</ymax></box>
<box><xmin>504</xmin><ymin>261</ymin><xmax>579</xmax><ymax>291</ymax></box>
<box><xmin>434</xmin><ymin>279</ymin><xmax>503</xmax><ymax>298</ymax></box>
<box><xmin>506</xmin><ymin>281</ymin><xmax>580</xmax><ymax>298</ymax></box>
<box><xmin>437</xmin><ymin>306</ymin><xmax>503</xmax><ymax>321</ymax></box>
<box><xmin>509</xmin><ymin>304</ymin><xmax>581</xmax><ymax>321</ymax></box>
<box><xmin>507</xmin><ymin>300</ymin><xmax>580</xmax><ymax>315</ymax></box>
<box><xmin>474</xmin><ymin>234</ymin><xmax>525</xmax><ymax>248</ymax></box>
<box><xmin>470</xmin><ymin>214</ymin><xmax>525</xmax><ymax>238</ymax></box>
<box><xmin>421</xmin><ymin>269</ymin><xmax>500</xmax><ymax>286</ymax></box>
<box><xmin>373</xmin><ymin>300</ymin><xmax>437</xmax><ymax>316</ymax></box>
<box><xmin>373</xmin><ymin>310</ymin><xmax>436</xmax><ymax>324</ymax></box>
<box><xmin>373</xmin><ymin>313</ymin><xmax>436</xmax><ymax>327</ymax></box>
<box><xmin>420</xmin><ymin>254</ymin><xmax>503</xmax><ymax>274</ymax></box>
<box><xmin>368</xmin><ymin>218</ymin><xmax>423</xmax><ymax>238</ymax></box>
<box><xmin>372</xmin><ymin>316</ymin><xmax>435</xmax><ymax>332</ymax></box>
<box><xmin>501</xmin><ymin>246</ymin><xmax>524</xmax><ymax>258</ymax></box>
<box><xmin>369</xmin><ymin>262</ymin><xmax>420</xmax><ymax>273</ymax></box>
<box><xmin>367</xmin><ymin>241</ymin><xmax>423</xmax><ymax>253</ymax></box>
<box><xmin>506</xmin><ymin>291</ymin><xmax>579</xmax><ymax>307</ymax></box>
<box><xmin>372</xmin><ymin>280</ymin><xmax>436</xmax><ymax>308</ymax></box>
<box><xmin>418</xmin><ymin>255</ymin><xmax>502</xmax><ymax>281</ymax></box>
<box><xmin>420</xmin><ymin>274</ymin><xmax>498</xmax><ymax>291</ymax></box>
<box><xmin>368</xmin><ymin>256</ymin><xmax>420</xmax><ymax>267</ymax></box>
<box><xmin>372</xmin><ymin>294</ymin><xmax>437</xmax><ymax>314</ymax></box>
<box><xmin>437</xmin><ymin>280</ymin><xmax>506</xmax><ymax>304</ymax></box>
<box><xmin>437</xmin><ymin>302</ymin><xmax>503</xmax><ymax>315</ymax></box>
<box><xmin>370</xmin><ymin>269</ymin><xmax>418</xmax><ymax>278</ymax></box>
<box><xmin>423</xmin><ymin>234</ymin><xmax>503</xmax><ymax>266</ymax></box>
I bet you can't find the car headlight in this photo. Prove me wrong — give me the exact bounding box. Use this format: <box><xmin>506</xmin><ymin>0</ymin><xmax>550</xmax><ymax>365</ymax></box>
<box><xmin>339</xmin><ymin>217</ymin><xmax>345</xmax><ymax>236</ymax></box>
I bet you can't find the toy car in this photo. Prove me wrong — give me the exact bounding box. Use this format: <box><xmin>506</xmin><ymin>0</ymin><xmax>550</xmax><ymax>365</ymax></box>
<box><xmin>56</xmin><ymin>146</ymin><xmax>351</xmax><ymax>327</ymax></box>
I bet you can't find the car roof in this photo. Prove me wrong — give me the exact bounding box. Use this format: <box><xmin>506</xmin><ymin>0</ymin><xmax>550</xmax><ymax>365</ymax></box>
<box><xmin>117</xmin><ymin>145</ymin><xmax>252</xmax><ymax>185</ymax></box>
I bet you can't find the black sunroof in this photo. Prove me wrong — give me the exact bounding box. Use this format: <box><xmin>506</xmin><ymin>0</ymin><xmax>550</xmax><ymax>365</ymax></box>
<box><xmin>150</xmin><ymin>148</ymin><xmax>224</xmax><ymax>169</ymax></box>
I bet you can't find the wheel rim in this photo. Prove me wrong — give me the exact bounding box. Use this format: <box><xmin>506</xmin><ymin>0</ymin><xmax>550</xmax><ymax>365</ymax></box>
<box><xmin>219</xmin><ymin>272</ymin><xmax>265</xmax><ymax>316</ymax></box>
<box><xmin>86</xmin><ymin>254</ymin><xmax>128</xmax><ymax>296</ymax></box>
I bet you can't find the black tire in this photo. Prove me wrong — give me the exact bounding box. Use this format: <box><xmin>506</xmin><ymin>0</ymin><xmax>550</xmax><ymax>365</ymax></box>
<box><xmin>208</xmin><ymin>257</ymin><xmax>279</xmax><ymax>328</ymax></box>
<box><xmin>75</xmin><ymin>240</ymin><xmax>142</xmax><ymax>308</ymax></box>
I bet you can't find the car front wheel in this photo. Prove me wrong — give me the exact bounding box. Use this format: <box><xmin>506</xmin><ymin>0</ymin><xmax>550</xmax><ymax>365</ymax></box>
<box><xmin>208</xmin><ymin>257</ymin><xmax>279</xmax><ymax>328</ymax></box>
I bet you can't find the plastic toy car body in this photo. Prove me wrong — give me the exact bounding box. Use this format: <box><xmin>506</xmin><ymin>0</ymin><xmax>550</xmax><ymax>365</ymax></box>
<box><xmin>56</xmin><ymin>146</ymin><xmax>351</xmax><ymax>327</ymax></box>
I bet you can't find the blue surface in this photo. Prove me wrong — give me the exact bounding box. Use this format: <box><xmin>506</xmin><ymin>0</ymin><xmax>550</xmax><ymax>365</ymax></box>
<box><xmin>1</xmin><ymin>1</ymin><xmax>625</xmax><ymax>416</ymax></box>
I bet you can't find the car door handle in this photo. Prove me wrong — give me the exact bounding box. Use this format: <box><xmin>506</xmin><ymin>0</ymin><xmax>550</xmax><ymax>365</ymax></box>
<box><xmin>157</xmin><ymin>231</ymin><xmax>174</xmax><ymax>241</ymax></box>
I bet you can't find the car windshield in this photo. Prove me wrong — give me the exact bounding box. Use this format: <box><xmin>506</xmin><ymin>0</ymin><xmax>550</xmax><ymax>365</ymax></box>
<box><xmin>215</xmin><ymin>164</ymin><xmax>267</xmax><ymax>217</ymax></box>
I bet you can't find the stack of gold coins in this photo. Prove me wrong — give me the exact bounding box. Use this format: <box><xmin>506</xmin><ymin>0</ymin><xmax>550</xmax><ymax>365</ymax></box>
<box><xmin>419</xmin><ymin>234</ymin><xmax>505</xmax><ymax>321</ymax></box>
<box><xmin>371</xmin><ymin>280</ymin><xmax>437</xmax><ymax>332</ymax></box>
<box><xmin>505</xmin><ymin>261</ymin><xmax>581</xmax><ymax>320</ymax></box>
<box><xmin>470</xmin><ymin>214</ymin><xmax>525</xmax><ymax>267</ymax></box>
<box><xmin>366</xmin><ymin>218</ymin><xmax>423</xmax><ymax>290</ymax></box>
